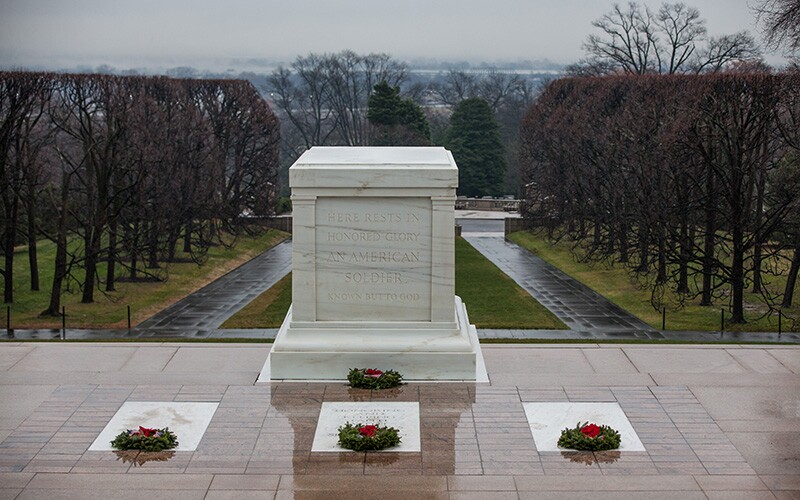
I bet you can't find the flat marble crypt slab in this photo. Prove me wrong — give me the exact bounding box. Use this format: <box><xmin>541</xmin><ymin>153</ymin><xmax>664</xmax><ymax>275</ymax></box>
<box><xmin>89</xmin><ymin>402</ymin><xmax>219</xmax><ymax>451</ymax></box>
<box><xmin>523</xmin><ymin>402</ymin><xmax>645</xmax><ymax>452</ymax></box>
<box><xmin>312</xmin><ymin>402</ymin><xmax>421</xmax><ymax>452</ymax></box>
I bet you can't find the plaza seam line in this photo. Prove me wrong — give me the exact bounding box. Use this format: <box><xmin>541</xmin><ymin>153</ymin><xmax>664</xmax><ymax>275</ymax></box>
<box><xmin>619</xmin><ymin>347</ymin><xmax>639</xmax><ymax>374</ymax></box>
<box><xmin>578</xmin><ymin>348</ymin><xmax>595</xmax><ymax>373</ymax></box>
<box><xmin>766</xmin><ymin>350</ymin><xmax>795</xmax><ymax>372</ymax></box>
<box><xmin>161</xmin><ymin>347</ymin><xmax>181</xmax><ymax>373</ymax></box>
<box><xmin>722</xmin><ymin>348</ymin><xmax>751</xmax><ymax>372</ymax></box>
<box><xmin>6</xmin><ymin>346</ymin><xmax>35</xmax><ymax>371</ymax></box>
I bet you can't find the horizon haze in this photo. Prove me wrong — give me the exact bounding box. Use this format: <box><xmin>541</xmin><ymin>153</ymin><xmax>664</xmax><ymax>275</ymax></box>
<box><xmin>0</xmin><ymin>0</ymin><xmax>788</xmax><ymax>72</ymax></box>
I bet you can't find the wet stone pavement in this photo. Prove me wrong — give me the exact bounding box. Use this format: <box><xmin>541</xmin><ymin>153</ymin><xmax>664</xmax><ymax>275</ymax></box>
<box><xmin>133</xmin><ymin>240</ymin><xmax>292</xmax><ymax>333</ymax></box>
<box><xmin>1</xmin><ymin>342</ymin><xmax>799</xmax><ymax>498</ymax></box>
<box><xmin>0</xmin><ymin>383</ymin><xmax>754</xmax><ymax>477</ymax></box>
<box><xmin>463</xmin><ymin>234</ymin><xmax>656</xmax><ymax>335</ymax></box>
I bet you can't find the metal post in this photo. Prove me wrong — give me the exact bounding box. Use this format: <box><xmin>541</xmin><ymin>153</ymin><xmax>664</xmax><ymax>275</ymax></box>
<box><xmin>127</xmin><ymin>305</ymin><xmax>131</xmax><ymax>330</ymax></box>
<box><xmin>6</xmin><ymin>306</ymin><xmax>9</xmax><ymax>334</ymax></box>
<box><xmin>61</xmin><ymin>306</ymin><xmax>66</xmax><ymax>340</ymax></box>
<box><xmin>778</xmin><ymin>310</ymin><xmax>782</xmax><ymax>336</ymax></box>
<box><xmin>720</xmin><ymin>308</ymin><xmax>724</xmax><ymax>333</ymax></box>
<box><xmin>662</xmin><ymin>308</ymin><xmax>666</xmax><ymax>330</ymax></box>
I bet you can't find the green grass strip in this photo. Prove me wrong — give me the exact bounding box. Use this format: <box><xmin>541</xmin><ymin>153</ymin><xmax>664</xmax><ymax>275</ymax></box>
<box><xmin>508</xmin><ymin>230</ymin><xmax>796</xmax><ymax>332</ymax></box>
<box><xmin>223</xmin><ymin>238</ymin><xmax>567</xmax><ymax>330</ymax></box>
<box><xmin>5</xmin><ymin>230</ymin><xmax>288</xmax><ymax>329</ymax></box>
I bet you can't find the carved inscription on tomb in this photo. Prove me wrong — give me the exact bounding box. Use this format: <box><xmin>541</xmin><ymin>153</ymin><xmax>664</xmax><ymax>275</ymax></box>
<box><xmin>315</xmin><ymin>197</ymin><xmax>432</xmax><ymax>321</ymax></box>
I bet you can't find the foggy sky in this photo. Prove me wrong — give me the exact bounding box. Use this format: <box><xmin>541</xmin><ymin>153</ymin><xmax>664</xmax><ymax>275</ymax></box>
<box><xmin>0</xmin><ymin>0</ymin><xmax>780</xmax><ymax>70</ymax></box>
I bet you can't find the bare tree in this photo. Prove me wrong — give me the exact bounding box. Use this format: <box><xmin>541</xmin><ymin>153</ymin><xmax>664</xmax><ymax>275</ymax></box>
<box><xmin>655</xmin><ymin>3</ymin><xmax>706</xmax><ymax>73</ymax></box>
<box><xmin>584</xmin><ymin>2</ymin><xmax>660</xmax><ymax>74</ymax></box>
<box><xmin>267</xmin><ymin>56</ymin><xmax>337</xmax><ymax>151</ymax></box>
<box><xmin>267</xmin><ymin>50</ymin><xmax>408</xmax><ymax>163</ymax></box>
<box><xmin>694</xmin><ymin>32</ymin><xmax>762</xmax><ymax>73</ymax></box>
<box><xmin>429</xmin><ymin>70</ymin><xmax>477</xmax><ymax>106</ymax></box>
<box><xmin>574</xmin><ymin>2</ymin><xmax>762</xmax><ymax>75</ymax></box>
<box><xmin>0</xmin><ymin>72</ymin><xmax>52</xmax><ymax>303</ymax></box>
<box><xmin>754</xmin><ymin>0</ymin><xmax>800</xmax><ymax>56</ymax></box>
<box><xmin>521</xmin><ymin>73</ymin><xmax>798</xmax><ymax>326</ymax></box>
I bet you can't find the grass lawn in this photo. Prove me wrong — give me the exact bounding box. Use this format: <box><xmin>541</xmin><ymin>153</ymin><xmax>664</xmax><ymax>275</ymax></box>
<box><xmin>223</xmin><ymin>237</ymin><xmax>566</xmax><ymax>330</ymax></box>
<box><xmin>4</xmin><ymin>230</ymin><xmax>288</xmax><ymax>329</ymax></box>
<box><xmin>508</xmin><ymin>230</ymin><xmax>797</xmax><ymax>332</ymax></box>
<box><xmin>220</xmin><ymin>273</ymin><xmax>292</xmax><ymax>329</ymax></box>
<box><xmin>455</xmin><ymin>237</ymin><xmax>565</xmax><ymax>329</ymax></box>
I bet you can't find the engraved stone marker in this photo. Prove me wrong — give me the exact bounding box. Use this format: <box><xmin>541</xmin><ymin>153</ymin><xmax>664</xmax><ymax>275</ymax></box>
<box><xmin>523</xmin><ymin>402</ymin><xmax>645</xmax><ymax>451</ymax></box>
<box><xmin>312</xmin><ymin>402</ymin><xmax>421</xmax><ymax>452</ymax></box>
<box><xmin>89</xmin><ymin>402</ymin><xmax>219</xmax><ymax>451</ymax></box>
<box><xmin>268</xmin><ymin>147</ymin><xmax>480</xmax><ymax>380</ymax></box>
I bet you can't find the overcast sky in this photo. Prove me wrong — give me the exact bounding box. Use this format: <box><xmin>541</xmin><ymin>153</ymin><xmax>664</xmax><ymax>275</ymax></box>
<box><xmin>0</xmin><ymin>0</ymin><xmax>781</xmax><ymax>70</ymax></box>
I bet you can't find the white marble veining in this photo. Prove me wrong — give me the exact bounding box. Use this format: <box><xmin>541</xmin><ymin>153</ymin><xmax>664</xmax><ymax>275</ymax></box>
<box><xmin>269</xmin><ymin>146</ymin><xmax>481</xmax><ymax>381</ymax></box>
<box><xmin>522</xmin><ymin>402</ymin><xmax>645</xmax><ymax>452</ymax></box>
<box><xmin>312</xmin><ymin>402</ymin><xmax>421</xmax><ymax>452</ymax></box>
<box><xmin>89</xmin><ymin>402</ymin><xmax>218</xmax><ymax>451</ymax></box>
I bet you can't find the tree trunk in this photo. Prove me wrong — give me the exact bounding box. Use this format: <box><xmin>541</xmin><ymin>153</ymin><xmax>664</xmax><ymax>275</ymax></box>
<box><xmin>657</xmin><ymin>232</ymin><xmax>667</xmax><ymax>284</ymax></box>
<box><xmin>183</xmin><ymin>222</ymin><xmax>192</xmax><ymax>253</ymax></box>
<box><xmin>44</xmin><ymin>175</ymin><xmax>71</xmax><ymax>316</ymax></box>
<box><xmin>105</xmin><ymin>216</ymin><xmax>117</xmax><ymax>291</ymax></box>
<box><xmin>81</xmin><ymin>226</ymin><xmax>98</xmax><ymax>303</ymax></box>
<box><xmin>730</xmin><ymin>224</ymin><xmax>746</xmax><ymax>323</ymax></box>
<box><xmin>2</xmin><ymin>196</ymin><xmax>19</xmax><ymax>303</ymax></box>
<box><xmin>618</xmin><ymin>224</ymin><xmax>629</xmax><ymax>264</ymax></box>
<box><xmin>147</xmin><ymin>220</ymin><xmax>159</xmax><ymax>268</ymax></box>
<box><xmin>129</xmin><ymin>220</ymin><xmax>139</xmax><ymax>280</ymax></box>
<box><xmin>593</xmin><ymin>221</ymin><xmax>601</xmax><ymax>247</ymax></box>
<box><xmin>636</xmin><ymin>229</ymin><xmax>649</xmax><ymax>272</ymax></box>
<box><xmin>752</xmin><ymin>138</ymin><xmax>767</xmax><ymax>294</ymax></box>
<box><xmin>677</xmin><ymin>220</ymin><xmax>690</xmax><ymax>294</ymax></box>
<box><xmin>782</xmin><ymin>238</ymin><xmax>800</xmax><ymax>308</ymax></box>
<box><xmin>701</xmin><ymin>172</ymin><xmax>716</xmax><ymax>306</ymax></box>
<box><xmin>26</xmin><ymin>185</ymin><xmax>39</xmax><ymax>291</ymax></box>
<box><xmin>606</xmin><ymin>225</ymin><xmax>616</xmax><ymax>255</ymax></box>
<box><xmin>167</xmin><ymin>225</ymin><xmax>179</xmax><ymax>261</ymax></box>
<box><xmin>752</xmin><ymin>243</ymin><xmax>763</xmax><ymax>294</ymax></box>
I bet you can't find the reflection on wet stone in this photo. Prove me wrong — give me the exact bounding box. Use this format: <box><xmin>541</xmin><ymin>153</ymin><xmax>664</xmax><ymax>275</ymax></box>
<box><xmin>114</xmin><ymin>450</ymin><xmax>176</xmax><ymax>466</ymax></box>
<box><xmin>267</xmin><ymin>383</ymin><xmax>476</xmax><ymax>475</ymax></box>
<box><xmin>346</xmin><ymin>387</ymin><xmax>371</xmax><ymax>401</ymax></box>
<box><xmin>561</xmin><ymin>450</ymin><xmax>621</xmax><ymax>465</ymax></box>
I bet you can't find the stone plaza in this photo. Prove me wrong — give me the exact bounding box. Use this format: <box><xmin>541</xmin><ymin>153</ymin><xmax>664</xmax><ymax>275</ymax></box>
<box><xmin>0</xmin><ymin>342</ymin><xmax>798</xmax><ymax>498</ymax></box>
<box><xmin>1</xmin><ymin>147</ymin><xmax>799</xmax><ymax>498</ymax></box>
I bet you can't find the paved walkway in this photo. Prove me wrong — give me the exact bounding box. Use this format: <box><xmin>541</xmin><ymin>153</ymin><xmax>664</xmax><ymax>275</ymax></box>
<box><xmin>461</xmin><ymin>219</ymin><xmax>657</xmax><ymax>336</ymax></box>
<box><xmin>133</xmin><ymin>240</ymin><xmax>292</xmax><ymax>333</ymax></box>
<box><xmin>0</xmin><ymin>342</ymin><xmax>798</xmax><ymax>498</ymax></box>
<box><xmin>459</xmin><ymin>222</ymin><xmax>800</xmax><ymax>342</ymax></box>
<box><xmin>465</xmin><ymin>235</ymin><xmax>655</xmax><ymax>333</ymax></box>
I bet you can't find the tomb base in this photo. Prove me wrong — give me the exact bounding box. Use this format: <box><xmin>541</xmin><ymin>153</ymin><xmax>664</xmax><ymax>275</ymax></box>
<box><xmin>267</xmin><ymin>296</ymin><xmax>479</xmax><ymax>381</ymax></box>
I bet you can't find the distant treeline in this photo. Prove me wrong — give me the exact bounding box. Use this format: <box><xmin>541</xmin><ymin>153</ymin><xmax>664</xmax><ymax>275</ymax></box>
<box><xmin>521</xmin><ymin>72</ymin><xmax>800</xmax><ymax>324</ymax></box>
<box><xmin>0</xmin><ymin>72</ymin><xmax>280</xmax><ymax>312</ymax></box>
<box><xmin>267</xmin><ymin>50</ymin><xmax>539</xmax><ymax>196</ymax></box>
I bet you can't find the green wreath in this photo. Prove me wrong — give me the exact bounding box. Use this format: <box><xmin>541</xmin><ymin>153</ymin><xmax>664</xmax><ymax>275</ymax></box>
<box><xmin>557</xmin><ymin>421</ymin><xmax>621</xmax><ymax>451</ymax></box>
<box><xmin>110</xmin><ymin>426</ymin><xmax>179</xmax><ymax>452</ymax></box>
<box><xmin>337</xmin><ymin>423</ymin><xmax>401</xmax><ymax>451</ymax></box>
<box><xmin>347</xmin><ymin>368</ymin><xmax>403</xmax><ymax>389</ymax></box>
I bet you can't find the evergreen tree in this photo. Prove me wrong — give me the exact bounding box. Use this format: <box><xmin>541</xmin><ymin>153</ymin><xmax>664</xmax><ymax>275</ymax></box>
<box><xmin>447</xmin><ymin>97</ymin><xmax>506</xmax><ymax>197</ymax></box>
<box><xmin>367</xmin><ymin>81</ymin><xmax>430</xmax><ymax>145</ymax></box>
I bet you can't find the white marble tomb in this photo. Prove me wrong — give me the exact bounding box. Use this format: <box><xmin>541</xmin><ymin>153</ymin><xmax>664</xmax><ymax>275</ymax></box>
<box><xmin>267</xmin><ymin>147</ymin><xmax>481</xmax><ymax>380</ymax></box>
